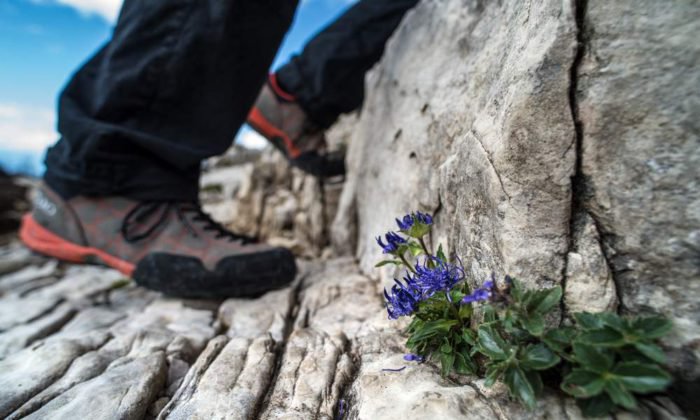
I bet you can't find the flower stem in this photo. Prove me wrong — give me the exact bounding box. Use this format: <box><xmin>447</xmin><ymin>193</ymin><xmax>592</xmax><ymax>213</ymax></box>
<box><xmin>400</xmin><ymin>254</ymin><xmax>416</xmax><ymax>273</ymax></box>
<box><xmin>418</xmin><ymin>237</ymin><xmax>432</xmax><ymax>257</ymax></box>
<box><xmin>449</xmin><ymin>301</ymin><xmax>464</xmax><ymax>326</ymax></box>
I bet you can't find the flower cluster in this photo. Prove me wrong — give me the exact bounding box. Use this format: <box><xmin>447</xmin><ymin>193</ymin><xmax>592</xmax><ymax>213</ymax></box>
<box><xmin>374</xmin><ymin>212</ymin><xmax>673</xmax><ymax>417</ymax></box>
<box><xmin>396</xmin><ymin>211</ymin><xmax>433</xmax><ymax>230</ymax></box>
<box><xmin>384</xmin><ymin>259</ymin><xmax>465</xmax><ymax>319</ymax></box>
<box><xmin>384</xmin><ymin>277</ymin><xmax>421</xmax><ymax>319</ymax></box>
<box><xmin>376</xmin><ymin>232</ymin><xmax>406</xmax><ymax>254</ymax></box>
<box><xmin>461</xmin><ymin>279</ymin><xmax>494</xmax><ymax>303</ymax></box>
<box><xmin>379</xmin><ymin>211</ymin><xmax>469</xmax><ymax>319</ymax></box>
<box><xmin>413</xmin><ymin>257</ymin><xmax>464</xmax><ymax>299</ymax></box>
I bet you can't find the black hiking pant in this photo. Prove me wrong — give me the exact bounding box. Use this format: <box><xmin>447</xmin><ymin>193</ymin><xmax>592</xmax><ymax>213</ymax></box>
<box><xmin>44</xmin><ymin>0</ymin><xmax>418</xmax><ymax>201</ymax></box>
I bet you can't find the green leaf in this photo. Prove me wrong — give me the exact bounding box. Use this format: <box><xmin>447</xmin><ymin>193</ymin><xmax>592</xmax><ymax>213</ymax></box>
<box><xmin>633</xmin><ymin>342</ymin><xmax>666</xmax><ymax>364</ymax></box>
<box><xmin>458</xmin><ymin>303</ymin><xmax>473</xmax><ymax>319</ymax></box>
<box><xmin>436</xmin><ymin>244</ymin><xmax>447</xmax><ymax>263</ymax></box>
<box><xmin>619</xmin><ymin>346</ymin><xmax>654</xmax><ymax>364</ymax></box>
<box><xmin>374</xmin><ymin>259</ymin><xmax>402</xmax><ymax>268</ymax></box>
<box><xmin>483</xmin><ymin>305</ymin><xmax>497</xmax><ymax>323</ymax></box>
<box><xmin>574</xmin><ymin>312</ymin><xmax>604</xmax><ymax>330</ymax></box>
<box><xmin>440</xmin><ymin>342</ymin><xmax>453</xmax><ymax>354</ymax></box>
<box><xmin>528</xmin><ymin>286</ymin><xmax>562</xmax><ymax>315</ymax></box>
<box><xmin>454</xmin><ymin>351</ymin><xmax>477</xmax><ymax>375</ymax></box>
<box><xmin>408</xmin><ymin>241</ymin><xmax>425</xmax><ymax>257</ymax></box>
<box><xmin>561</xmin><ymin>369</ymin><xmax>606</xmax><ymax>398</ymax></box>
<box><xmin>612</xmin><ymin>362</ymin><xmax>672</xmax><ymax>393</ymax></box>
<box><xmin>524</xmin><ymin>369</ymin><xmax>544</xmax><ymax>396</ymax></box>
<box><xmin>520</xmin><ymin>343</ymin><xmax>560</xmax><ymax>370</ymax></box>
<box><xmin>604</xmin><ymin>378</ymin><xmax>637</xmax><ymax>410</ymax></box>
<box><xmin>521</xmin><ymin>313</ymin><xmax>545</xmax><ymax>336</ymax></box>
<box><xmin>394</xmin><ymin>243</ymin><xmax>410</xmax><ymax>257</ymax></box>
<box><xmin>504</xmin><ymin>365</ymin><xmax>537</xmax><ymax>410</ymax></box>
<box><xmin>408</xmin><ymin>319</ymin><xmax>457</xmax><ymax>343</ymax></box>
<box><xmin>461</xmin><ymin>329</ymin><xmax>477</xmax><ymax>346</ymax></box>
<box><xmin>632</xmin><ymin>316</ymin><xmax>673</xmax><ymax>339</ymax></box>
<box><xmin>598</xmin><ymin>312</ymin><xmax>628</xmax><ymax>332</ymax></box>
<box><xmin>484</xmin><ymin>366</ymin><xmax>503</xmax><ymax>387</ymax></box>
<box><xmin>578</xmin><ymin>327</ymin><xmax>625</xmax><ymax>347</ymax></box>
<box><xmin>572</xmin><ymin>342</ymin><xmax>614</xmax><ymax>373</ymax></box>
<box><xmin>509</xmin><ymin>277</ymin><xmax>524</xmax><ymax>302</ymax></box>
<box><xmin>542</xmin><ymin>327</ymin><xmax>576</xmax><ymax>353</ymax></box>
<box><xmin>407</xmin><ymin>223</ymin><xmax>431</xmax><ymax>239</ymax></box>
<box><xmin>577</xmin><ymin>394</ymin><xmax>615</xmax><ymax>418</ymax></box>
<box><xmin>440</xmin><ymin>351</ymin><xmax>455</xmax><ymax>377</ymax></box>
<box><xmin>477</xmin><ymin>326</ymin><xmax>510</xmax><ymax>361</ymax></box>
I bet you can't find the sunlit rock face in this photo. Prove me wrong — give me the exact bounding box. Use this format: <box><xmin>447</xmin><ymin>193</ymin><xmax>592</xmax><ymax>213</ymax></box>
<box><xmin>0</xmin><ymin>0</ymin><xmax>696</xmax><ymax>418</ymax></box>
<box><xmin>333</xmin><ymin>0</ymin><xmax>699</xmax><ymax>407</ymax></box>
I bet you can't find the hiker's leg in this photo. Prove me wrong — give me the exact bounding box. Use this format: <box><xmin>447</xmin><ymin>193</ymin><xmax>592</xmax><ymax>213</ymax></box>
<box><xmin>44</xmin><ymin>0</ymin><xmax>299</xmax><ymax>201</ymax></box>
<box><xmin>276</xmin><ymin>0</ymin><xmax>419</xmax><ymax>128</ymax></box>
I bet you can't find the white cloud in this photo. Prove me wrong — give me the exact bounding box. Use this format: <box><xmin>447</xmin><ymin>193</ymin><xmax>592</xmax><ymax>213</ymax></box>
<box><xmin>236</xmin><ymin>126</ymin><xmax>268</xmax><ymax>149</ymax></box>
<box><xmin>0</xmin><ymin>103</ymin><xmax>57</xmax><ymax>152</ymax></box>
<box><xmin>30</xmin><ymin>0</ymin><xmax>123</xmax><ymax>23</ymax></box>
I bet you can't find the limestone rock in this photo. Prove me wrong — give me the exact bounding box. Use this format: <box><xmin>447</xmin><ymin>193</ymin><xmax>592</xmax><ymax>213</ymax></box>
<box><xmin>260</xmin><ymin>329</ymin><xmax>351</xmax><ymax>420</ymax></box>
<box><xmin>0</xmin><ymin>333</ymin><xmax>109</xmax><ymax>417</ymax></box>
<box><xmin>576</xmin><ymin>0</ymin><xmax>700</xmax><ymax>382</ymax></box>
<box><xmin>162</xmin><ymin>335</ymin><xmax>277</xmax><ymax>420</ymax></box>
<box><xmin>201</xmin><ymin>117</ymin><xmax>352</xmax><ymax>258</ymax></box>
<box><xmin>219</xmin><ymin>285</ymin><xmax>297</xmax><ymax>343</ymax></box>
<box><xmin>0</xmin><ymin>302</ymin><xmax>75</xmax><ymax>358</ymax></box>
<box><xmin>24</xmin><ymin>352</ymin><xmax>167</xmax><ymax>420</ymax></box>
<box><xmin>0</xmin><ymin>0</ymin><xmax>697</xmax><ymax>416</ymax></box>
<box><xmin>336</xmin><ymin>0</ymin><xmax>578</xmax><ymax>296</ymax></box>
<box><xmin>564</xmin><ymin>211</ymin><xmax>618</xmax><ymax>313</ymax></box>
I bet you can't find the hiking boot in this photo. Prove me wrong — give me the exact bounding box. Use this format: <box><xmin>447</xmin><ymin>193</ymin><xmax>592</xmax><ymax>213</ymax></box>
<box><xmin>19</xmin><ymin>184</ymin><xmax>297</xmax><ymax>298</ymax></box>
<box><xmin>247</xmin><ymin>74</ymin><xmax>345</xmax><ymax>177</ymax></box>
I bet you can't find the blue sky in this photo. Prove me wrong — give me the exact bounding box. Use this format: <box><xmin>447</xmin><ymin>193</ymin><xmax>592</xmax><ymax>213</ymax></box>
<box><xmin>0</xmin><ymin>0</ymin><xmax>355</xmax><ymax>175</ymax></box>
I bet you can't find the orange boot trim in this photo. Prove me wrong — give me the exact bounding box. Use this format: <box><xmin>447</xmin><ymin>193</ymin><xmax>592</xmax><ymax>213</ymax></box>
<box><xmin>247</xmin><ymin>107</ymin><xmax>302</xmax><ymax>159</ymax></box>
<box><xmin>19</xmin><ymin>214</ymin><xmax>135</xmax><ymax>276</ymax></box>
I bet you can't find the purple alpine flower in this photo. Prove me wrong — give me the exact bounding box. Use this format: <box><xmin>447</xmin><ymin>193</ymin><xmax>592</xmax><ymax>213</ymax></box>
<box><xmin>462</xmin><ymin>279</ymin><xmax>495</xmax><ymax>304</ymax></box>
<box><xmin>404</xmin><ymin>353</ymin><xmax>425</xmax><ymax>362</ymax></box>
<box><xmin>395</xmin><ymin>211</ymin><xmax>434</xmax><ymax>231</ymax></box>
<box><xmin>415</xmin><ymin>211</ymin><xmax>433</xmax><ymax>225</ymax></box>
<box><xmin>411</xmin><ymin>257</ymin><xmax>465</xmax><ymax>297</ymax></box>
<box><xmin>384</xmin><ymin>277</ymin><xmax>421</xmax><ymax>319</ymax></box>
<box><xmin>376</xmin><ymin>231</ymin><xmax>406</xmax><ymax>254</ymax></box>
<box><xmin>396</xmin><ymin>214</ymin><xmax>414</xmax><ymax>230</ymax></box>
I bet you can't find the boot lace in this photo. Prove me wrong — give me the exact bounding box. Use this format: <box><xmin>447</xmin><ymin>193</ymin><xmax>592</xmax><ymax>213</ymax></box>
<box><xmin>121</xmin><ymin>201</ymin><xmax>256</xmax><ymax>244</ymax></box>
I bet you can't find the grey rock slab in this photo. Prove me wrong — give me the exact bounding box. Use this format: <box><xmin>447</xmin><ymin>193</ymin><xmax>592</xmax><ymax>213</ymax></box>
<box><xmin>23</xmin><ymin>351</ymin><xmax>167</xmax><ymax>420</ymax></box>
<box><xmin>0</xmin><ymin>332</ymin><xmax>109</xmax><ymax>417</ymax></box>
<box><xmin>27</xmin><ymin>264</ymin><xmax>125</xmax><ymax>302</ymax></box>
<box><xmin>337</xmin><ymin>0</ymin><xmax>578</xmax><ymax>294</ymax></box>
<box><xmin>163</xmin><ymin>335</ymin><xmax>277</xmax><ymax>420</ymax></box>
<box><xmin>51</xmin><ymin>306</ymin><xmax>127</xmax><ymax>340</ymax></box>
<box><xmin>159</xmin><ymin>335</ymin><xmax>228</xmax><ymax>419</ymax></box>
<box><xmin>564</xmin><ymin>211</ymin><xmax>618</xmax><ymax>313</ymax></box>
<box><xmin>7</xmin><ymin>337</ymin><xmax>132</xmax><ymax>419</ymax></box>
<box><xmin>345</xmin><ymin>352</ymin><xmax>496</xmax><ymax>420</ymax></box>
<box><xmin>110</xmin><ymin>299</ymin><xmax>216</xmax><ymax>361</ymax></box>
<box><xmin>260</xmin><ymin>328</ymin><xmax>351</xmax><ymax>420</ymax></box>
<box><xmin>0</xmin><ymin>294</ymin><xmax>63</xmax><ymax>331</ymax></box>
<box><xmin>0</xmin><ymin>302</ymin><xmax>75</xmax><ymax>358</ymax></box>
<box><xmin>219</xmin><ymin>285</ymin><xmax>297</xmax><ymax>343</ymax></box>
<box><xmin>0</xmin><ymin>242</ymin><xmax>44</xmax><ymax>276</ymax></box>
<box><xmin>0</xmin><ymin>259</ymin><xmax>58</xmax><ymax>294</ymax></box>
<box><xmin>294</xmin><ymin>258</ymin><xmax>381</xmax><ymax>339</ymax></box>
<box><xmin>578</xmin><ymin>0</ymin><xmax>700</xmax><ymax>380</ymax></box>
